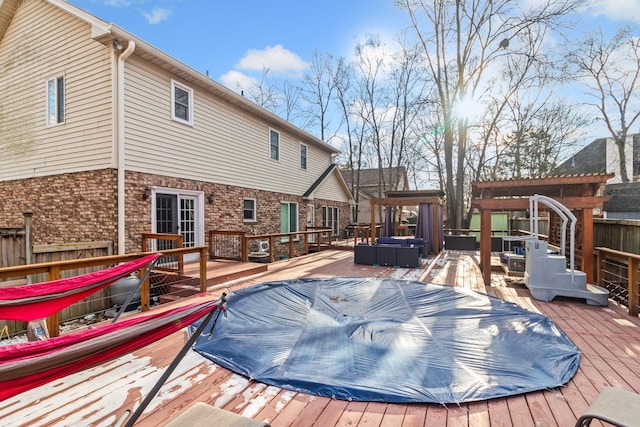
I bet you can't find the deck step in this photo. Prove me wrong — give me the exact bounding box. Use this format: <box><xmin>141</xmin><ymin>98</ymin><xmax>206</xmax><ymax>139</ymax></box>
<box><xmin>169</xmin><ymin>283</ymin><xmax>201</xmax><ymax>297</ymax></box>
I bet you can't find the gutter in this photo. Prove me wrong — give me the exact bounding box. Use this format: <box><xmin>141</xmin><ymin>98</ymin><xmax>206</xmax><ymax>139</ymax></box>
<box><xmin>116</xmin><ymin>40</ymin><xmax>135</xmax><ymax>254</ymax></box>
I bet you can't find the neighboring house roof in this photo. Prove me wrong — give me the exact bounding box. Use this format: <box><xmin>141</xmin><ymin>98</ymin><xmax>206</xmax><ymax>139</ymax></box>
<box><xmin>341</xmin><ymin>167</ymin><xmax>409</xmax><ymax>198</ymax></box>
<box><xmin>2</xmin><ymin>0</ymin><xmax>338</xmax><ymax>157</ymax></box>
<box><xmin>303</xmin><ymin>164</ymin><xmax>355</xmax><ymax>204</ymax></box>
<box><xmin>603</xmin><ymin>182</ymin><xmax>640</xmax><ymax>213</ymax></box>
<box><xmin>341</xmin><ymin>166</ymin><xmax>408</xmax><ymax>187</ymax></box>
<box><xmin>556</xmin><ymin>134</ymin><xmax>640</xmax><ymax>178</ymax></box>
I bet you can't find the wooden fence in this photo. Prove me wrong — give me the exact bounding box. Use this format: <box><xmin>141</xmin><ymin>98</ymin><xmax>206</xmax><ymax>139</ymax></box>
<box><xmin>594</xmin><ymin>219</ymin><xmax>640</xmax><ymax>255</ymax></box>
<box><xmin>0</xmin><ymin>212</ymin><xmax>32</xmax><ymax>270</ymax></box>
<box><xmin>0</xmin><ymin>227</ymin><xmax>26</xmax><ymax>270</ymax></box>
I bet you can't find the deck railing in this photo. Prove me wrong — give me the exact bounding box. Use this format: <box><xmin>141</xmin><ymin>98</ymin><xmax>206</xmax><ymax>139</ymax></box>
<box><xmin>142</xmin><ymin>233</ymin><xmax>184</xmax><ymax>275</ymax></box>
<box><xmin>208</xmin><ymin>230</ymin><xmax>246</xmax><ymax>261</ymax></box>
<box><xmin>208</xmin><ymin>229</ymin><xmax>334</xmax><ymax>262</ymax></box>
<box><xmin>595</xmin><ymin>247</ymin><xmax>640</xmax><ymax>316</ymax></box>
<box><xmin>0</xmin><ymin>246</ymin><xmax>207</xmax><ymax>337</ymax></box>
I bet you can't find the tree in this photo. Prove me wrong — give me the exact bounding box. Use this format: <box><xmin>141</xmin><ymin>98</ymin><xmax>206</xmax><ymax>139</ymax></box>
<box><xmin>497</xmin><ymin>96</ymin><xmax>589</xmax><ymax>179</ymax></box>
<box><xmin>569</xmin><ymin>26</ymin><xmax>640</xmax><ymax>182</ymax></box>
<box><xmin>300</xmin><ymin>50</ymin><xmax>336</xmax><ymax>141</ymax></box>
<box><xmin>397</xmin><ymin>0</ymin><xmax>579</xmax><ymax>228</ymax></box>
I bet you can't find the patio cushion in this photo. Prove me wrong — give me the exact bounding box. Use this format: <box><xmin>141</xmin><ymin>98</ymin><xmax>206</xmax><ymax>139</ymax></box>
<box><xmin>164</xmin><ymin>402</ymin><xmax>270</xmax><ymax>427</ymax></box>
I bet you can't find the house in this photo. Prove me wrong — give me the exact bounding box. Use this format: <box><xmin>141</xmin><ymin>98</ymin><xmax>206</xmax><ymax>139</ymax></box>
<box><xmin>341</xmin><ymin>166</ymin><xmax>410</xmax><ymax>224</ymax></box>
<box><xmin>556</xmin><ymin>134</ymin><xmax>640</xmax><ymax>219</ymax></box>
<box><xmin>0</xmin><ymin>0</ymin><xmax>354</xmax><ymax>255</ymax></box>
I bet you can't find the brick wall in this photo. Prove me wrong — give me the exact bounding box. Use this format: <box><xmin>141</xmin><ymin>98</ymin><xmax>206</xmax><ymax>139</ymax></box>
<box><xmin>0</xmin><ymin>170</ymin><xmax>351</xmax><ymax>254</ymax></box>
<box><xmin>0</xmin><ymin>170</ymin><xmax>117</xmax><ymax>245</ymax></box>
<box><xmin>127</xmin><ymin>172</ymin><xmax>352</xmax><ymax>254</ymax></box>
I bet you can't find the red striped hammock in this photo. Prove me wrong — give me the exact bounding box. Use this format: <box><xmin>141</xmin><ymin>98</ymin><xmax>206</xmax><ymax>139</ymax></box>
<box><xmin>0</xmin><ymin>253</ymin><xmax>162</xmax><ymax>321</ymax></box>
<box><xmin>0</xmin><ymin>253</ymin><xmax>223</xmax><ymax>402</ymax></box>
<box><xmin>0</xmin><ymin>298</ymin><xmax>222</xmax><ymax>402</ymax></box>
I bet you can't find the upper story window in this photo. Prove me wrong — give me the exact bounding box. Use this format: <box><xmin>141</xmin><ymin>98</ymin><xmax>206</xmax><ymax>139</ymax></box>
<box><xmin>300</xmin><ymin>143</ymin><xmax>308</xmax><ymax>170</ymax></box>
<box><xmin>270</xmin><ymin>129</ymin><xmax>280</xmax><ymax>161</ymax></box>
<box><xmin>46</xmin><ymin>76</ymin><xmax>65</xmax><ymax>126</ymax></box>
<box><xmin>171</xmin><ymin>80</ymin><xmax>193</xmax><ymax>125</ymax></box>
<box><xmin>243</xmin><ymin>198</ymin><xmax>257</xmax><ymax>222</ymax></box>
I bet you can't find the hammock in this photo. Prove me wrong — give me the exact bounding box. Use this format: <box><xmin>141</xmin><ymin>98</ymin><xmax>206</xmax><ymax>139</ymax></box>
<box><xmin>0</xmin><ymin>253</ymin><xmax>162</xmax><ymax>321</ymax></box>
<box><xmin>0</xmin><ymin>296</ymin><xmax>224</xmax><ymax>402</ymax></box>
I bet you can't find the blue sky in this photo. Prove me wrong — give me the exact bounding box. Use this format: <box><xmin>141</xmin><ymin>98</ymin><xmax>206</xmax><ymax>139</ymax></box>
<box><xmin>65</xmin><ymin>0</ymin><xmax>640</xmax><ymax>148</ymax></box>
<box><xmin>67</xmin><ymin>0</ymin><xmax>409</xmax><ymax>86</ymax></box>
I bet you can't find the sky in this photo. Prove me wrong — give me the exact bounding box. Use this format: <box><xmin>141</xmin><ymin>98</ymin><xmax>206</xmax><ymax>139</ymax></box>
<box><xmin>66</xmin><ymin>0</ymin><xmax>409</xmax><ymax>87</ymax></box>
<box><xmin>65</xmin><ymin>0</ymin><xmax>640</xmax><ymax>147</ymax></box>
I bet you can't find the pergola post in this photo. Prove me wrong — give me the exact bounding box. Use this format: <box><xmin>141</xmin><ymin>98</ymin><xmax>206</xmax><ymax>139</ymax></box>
<box><xmin>581</xmin><ymin>207</ymin><xmax>594</xmax><ymax>283</ymax></box>
<box><xmin>480</xmin><ymin>208</ymin><xmax>492</xmax><ymax>285</ymax></box>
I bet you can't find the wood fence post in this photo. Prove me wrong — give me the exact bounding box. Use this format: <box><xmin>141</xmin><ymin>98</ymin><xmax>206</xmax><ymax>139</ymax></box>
<box><xmin>23</xmin><ymin>211</ymin><xmax>33</xmax><ymax>279</ymax></box>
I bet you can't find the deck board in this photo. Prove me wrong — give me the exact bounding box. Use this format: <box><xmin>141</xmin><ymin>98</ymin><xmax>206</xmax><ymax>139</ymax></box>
<box><xmin>2</xmin><ymin>249</ymin><xmax>640</xmax><ymax>426</ymax></box>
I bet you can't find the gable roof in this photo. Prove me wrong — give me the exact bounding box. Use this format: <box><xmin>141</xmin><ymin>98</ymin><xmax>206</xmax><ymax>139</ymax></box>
<box><xmin>0</xmin><ymin>0</ymin><xmax>339</xmax><ymax>157</ymax></box>
<box><xmin>303</xmin><ymin>164</ymin><xmax>355</xmax><ymax>203</ymax></box>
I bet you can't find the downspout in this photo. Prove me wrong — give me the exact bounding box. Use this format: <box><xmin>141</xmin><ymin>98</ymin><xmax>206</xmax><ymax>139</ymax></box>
<box><xmin>116</xmin><ymin>41</ymin><xmax>135</xmax><ymax>254</ymax></box>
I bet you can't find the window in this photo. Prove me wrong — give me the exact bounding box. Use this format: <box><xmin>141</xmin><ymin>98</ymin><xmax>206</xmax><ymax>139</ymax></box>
<box><xmin>280</xmin><ymin>201</ymin><xmax>298</xmax><ymax>242</ymax></box>
<box><xmin>300</xmin><ymin>143</ymin><xmax>307</xmax><ymax>169</ymax></box>
<box><xmin>322</xmin><ymin>206</ymin><xmax>340</xmax><ymax>237</ymax></box>
<box><xmin>307</xmin><ymin>203</ymin><xmax>316</xmax><ymax>243</ymax></box>
<box><xmin>46</xmin><ymin>76</ymin><xmax>65</xmax><ymax>125</ymax></box>
<box><xmin>171</xmin><ymin>80</ymin><xmax>193</xmax><ymax>125</ymax></box>
<box><xmin>270</xmin><ymin>129</ymin><xmax>280</xmax><ymax>160</ymax></box>
<box><xmin>243</xmin><ymin>198</ymin><xmax>256</xmax><ymax>222</ymax></box>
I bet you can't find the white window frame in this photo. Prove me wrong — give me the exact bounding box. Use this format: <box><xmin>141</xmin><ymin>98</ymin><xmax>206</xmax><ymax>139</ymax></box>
<box><xmin>269</xmin><ymin>129</ymin><xmax>280</xmax><ymax>161</ymax></box>
<box><xmin>322</xmin><ymin>206</ymin><xmax>340</xmax><ymax>237</ymax></box>
<box><xmin>171</xmin><ymin>80</ymin><xmax>194</xmax><ymax>125</ymax></box>
<box><xmin>46</xmin><ymin>75</ymin><xmax>65</xmax><ymax>126</ymax></box>
<box><xmin>243</xmin><ymin>197</ymin><xmax>257</xmax><ymax>223</ymax></box>
<box><xmin>307</xmin><ymin>203</ymin><xmax>316</xmax><ymax>243</ymax></box>
<box><xmin>300</xmin><ymin>142</ymin><xmax>308</xmax><ymax>170</ymax></box>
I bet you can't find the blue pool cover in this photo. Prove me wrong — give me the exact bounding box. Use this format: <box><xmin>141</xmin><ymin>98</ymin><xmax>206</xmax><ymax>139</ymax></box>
<box><xmin>193</xmin><ymin>277</ymin><xmax>580</xmax><ymax>403</ymax></box>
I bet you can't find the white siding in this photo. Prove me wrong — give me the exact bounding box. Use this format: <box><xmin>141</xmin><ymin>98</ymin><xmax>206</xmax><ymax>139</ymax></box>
<box><xmin>123</xmin><ymin>57</ymin><xmax>334</xmax><ymax>196</ymax></box>
<box><xmin>314</xmin><ymin>170</ymin><xmax>352</xmax><ymax>203</ymax></box>
<box><xmin>0</xmin><ymin>0</ymin><xmax>114</xmax><ymax>181</ymax></box>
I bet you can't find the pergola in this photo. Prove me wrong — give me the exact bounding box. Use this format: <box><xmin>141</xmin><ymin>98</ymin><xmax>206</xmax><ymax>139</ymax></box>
<box><xmin>471</xmin><ymin>174</ymin><xmax>613</xmax><ymax>285</ymax></box>
<box><xmin>368</xmin><ymin>190</ymin><xmax>445</xmax><ymax>254</ymax></box>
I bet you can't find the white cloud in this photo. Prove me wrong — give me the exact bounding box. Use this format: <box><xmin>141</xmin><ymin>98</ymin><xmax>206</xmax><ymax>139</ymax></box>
<box><xmin>219</xmin><ymin>70</ymin><xmax>258</xmax><ymax>93</ymax></box>
<box><xmin>235</xmin><ymin>45</ymin><xmax>308</xmax><ymax>76</ymax></box>
<box><xmin>588</xmin><ymin>0</ymin><xmax>640</xmax><ymax>22</ymax></box>
<box><xmin>142</xmin><ymin>7</ymin><xmax>171</xmax><ymax>25</ymax></box>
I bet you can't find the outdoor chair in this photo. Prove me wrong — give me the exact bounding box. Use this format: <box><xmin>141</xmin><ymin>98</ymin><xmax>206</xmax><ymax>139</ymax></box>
<box><xmin>164</xmin><ymin>402</ymin><xmax>270</xmax><ymax>427</ymax></box>
<box><xmin>574</xmin><ymin>387</ymin><xmax>640</xmax><ymax>427</ymax></box>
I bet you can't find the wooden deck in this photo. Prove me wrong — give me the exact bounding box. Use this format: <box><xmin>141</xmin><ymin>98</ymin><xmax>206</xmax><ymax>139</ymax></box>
<box><xmin>2</xmin><ymin>249</ymin><xmax>640</xmax><ymax>427</ymax></box>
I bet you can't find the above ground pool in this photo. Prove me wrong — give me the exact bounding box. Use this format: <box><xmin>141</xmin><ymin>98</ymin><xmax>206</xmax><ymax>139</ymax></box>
<box><xmin>192</xmin><ymin>277</ymin><xmax>580</xmax><ymax>403</ymax></box>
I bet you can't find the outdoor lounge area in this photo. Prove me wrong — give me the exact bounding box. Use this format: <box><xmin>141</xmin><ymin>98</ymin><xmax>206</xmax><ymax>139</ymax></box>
<box><xmin>353</xmin><ymin>190</ymin><xmax>443</xmax><ymax>268</ymax></box>
<box><xmin>354</xmin><ymin>238</ymin><xmax>425</xmax><ymax>267</ymax></box>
